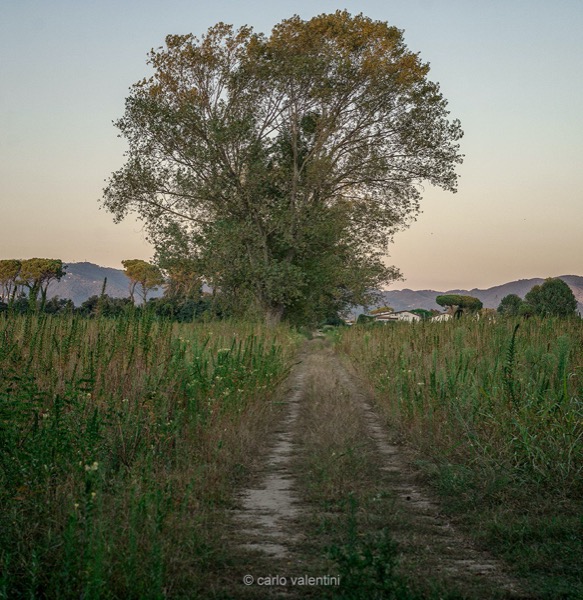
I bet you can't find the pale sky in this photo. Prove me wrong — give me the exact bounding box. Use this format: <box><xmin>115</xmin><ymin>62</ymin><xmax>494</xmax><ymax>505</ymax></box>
<box><xmin>1</xmin><ymin>0</ymin><xmax>581</xmax><ymax>290</ymax></box>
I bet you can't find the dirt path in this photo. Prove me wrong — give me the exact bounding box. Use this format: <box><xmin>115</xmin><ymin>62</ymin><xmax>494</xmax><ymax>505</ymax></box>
<box><xmin>227</xmin><ymin>339</ymin><xmax>529</xmax><ymax>599</ymax></box>
<box><xmin>234</xmin><ymin>366</ymin><xmax>305</xmax><ymax>561</ymax></box>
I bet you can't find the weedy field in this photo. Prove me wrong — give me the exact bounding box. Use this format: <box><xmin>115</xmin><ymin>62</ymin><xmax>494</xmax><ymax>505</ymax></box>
<box><xmin>0</xmin><ymin>312</ymin><xmax>299</xmax><ymax>598</ymax></box>
<box><xmin>2</xmin><ymin>312</ymin><xmax>581</xmax><ymax>599</ymax></box>
<box><xmin>338</xmin><ymin>317</ymin><xmax>583</xmax><ymax>598</ymax></box>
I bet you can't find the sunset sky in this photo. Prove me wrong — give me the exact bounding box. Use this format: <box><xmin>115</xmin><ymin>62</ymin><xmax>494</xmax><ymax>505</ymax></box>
<box><xmin>1</xmin><ymin>0</ymin><xmax>581</xmax><ymax>290</ymax></box>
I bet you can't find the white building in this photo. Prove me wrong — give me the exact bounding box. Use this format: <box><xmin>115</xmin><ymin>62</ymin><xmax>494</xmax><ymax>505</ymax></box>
<box><xmin>373</xmin><ymin>310</ymin><xmax>421</xmax><ymax>323</ymax></box>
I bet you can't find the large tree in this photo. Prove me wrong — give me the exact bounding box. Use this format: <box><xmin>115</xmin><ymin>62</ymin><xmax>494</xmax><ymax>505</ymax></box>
<box><xmin>524</xmin><ymin>278</ymin><xmax>577</xmax><ymax>318</ymax></box>
<box><xmin>103</xmin><ymin>11</ymin><xmax>463</xmax><ymax>325</ymax></box>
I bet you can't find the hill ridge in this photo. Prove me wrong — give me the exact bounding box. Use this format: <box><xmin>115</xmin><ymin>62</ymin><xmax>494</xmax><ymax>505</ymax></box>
<box><xmin>378</xmin><ymin>275</ymin><xmax>583</xmax><ymax>314</ymax></box>
<box><xmin>37</xmin><ymin>262</ymin><xmax>582</xmax><ymax>313</ymax></box>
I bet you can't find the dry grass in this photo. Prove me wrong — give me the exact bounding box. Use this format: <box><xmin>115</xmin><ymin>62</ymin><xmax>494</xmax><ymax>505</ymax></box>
<box><xmin>295</xmin><ymin>350</ymin><xmax>377</xmax><ymax>506</ymax></box>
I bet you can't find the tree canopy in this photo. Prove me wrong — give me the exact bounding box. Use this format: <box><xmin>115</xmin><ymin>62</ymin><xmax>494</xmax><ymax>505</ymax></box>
<box><xmin>17</xmin><ymin>258</ymin><xmax>66</xmax><ymax>309</ymax></box>
<box><xmin>103</xmin><ymin>11</ymin><xmax>463</xmax><ymax>325</ymax></box>
<box><xmin>436</xmin><ymin>294</ymin><xmax>483</xmax><ymax>317</ymax></box>
<box><xmin>0</xmin><ymin>259</ymin><xmax>21</xmax><ymax>303</ymax></box>
<box><xmin>524</xmin><ymin>278</ymin><xmax>577</xmax><ymax>318</ymax></box>
<box><xmin>122</xmin><ymin>259</ymin><xmax>165</xmax><ymax>303</ymax></box>
<box><xmin>497</xmin><ymin>293</ymin><xmax>523</xmax><ymax>317</ymax></box>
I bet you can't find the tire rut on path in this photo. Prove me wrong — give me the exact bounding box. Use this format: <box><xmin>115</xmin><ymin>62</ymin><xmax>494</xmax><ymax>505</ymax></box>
<box><xmin>331</xmin><ymin>347</ymin><xmax>528</xmax><ymax>598</ymax></box>
<box><xmin>233</xmin><ymin>356</ymin><xmax>306</xmax><ymax>561</ymax></box>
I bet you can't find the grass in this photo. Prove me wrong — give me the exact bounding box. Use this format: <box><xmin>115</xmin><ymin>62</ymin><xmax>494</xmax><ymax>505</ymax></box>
<box><xmin>0</xmin><ymin>311</ymin><xmax>300</xmax><ymax>598</ymax></box>
<box><xmin>338</xmin><ymin>317</ymin><xmax>583</xmax><ymax>598</ymax></box>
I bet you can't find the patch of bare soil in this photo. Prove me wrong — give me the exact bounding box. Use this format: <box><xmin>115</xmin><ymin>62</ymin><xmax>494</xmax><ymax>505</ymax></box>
<box><xmin>225</xmin><ymin>347</ymin><xmax>312</xmax><ymax>599</ymax></box>
<box><xmin>233</xmin><ymin>368</ymin><xmax>304</xmax><ymax>560</ymax></box>
<box><xmin>225</xmin><ymin>339</ymin><xmax>530</xmax><ymax>599</ymax></box>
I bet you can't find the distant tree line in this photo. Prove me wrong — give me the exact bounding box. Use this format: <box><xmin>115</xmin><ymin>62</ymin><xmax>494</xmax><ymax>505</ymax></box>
<box><xmin>0</xmin><ymin>257</ymin><xmax>225</xmax><ymax>322</ymax></box>
<box><xmin>497</xmin><ymin>278</ymin><xmax>578</xmax><ymax>318</ymax></box>
<box><xmin>433</xmin><ymin>279</ymin><xmax>578</xmax><ymax>320</ymax></box>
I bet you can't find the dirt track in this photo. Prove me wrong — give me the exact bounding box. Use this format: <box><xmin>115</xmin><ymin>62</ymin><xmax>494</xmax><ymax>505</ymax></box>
<box><xmin>228</xmin><ymin>338</ymin><xmax>528</xmax><ymax>598</ymax></box>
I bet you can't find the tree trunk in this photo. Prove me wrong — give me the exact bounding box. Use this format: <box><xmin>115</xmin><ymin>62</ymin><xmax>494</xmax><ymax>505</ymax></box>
<box><xmin>264</xmin><ymin>304</ymin><xmax>285</xmax><ymax>327</ymax></box>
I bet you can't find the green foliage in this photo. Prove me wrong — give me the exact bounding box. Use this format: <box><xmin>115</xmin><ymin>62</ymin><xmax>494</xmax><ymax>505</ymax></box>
<box><xmin>121</xmin><ymin>259</ymin><xmax>164</xmax><ymax>303</ymax></box>
<box><xmin>146</xmin><ymin>295</ymin><xmax>219</xmax><ymax>322</ymax></box>
<box><xmin>0</xmin><ymin>314</ymin><xmax>297</xmax><ymax>597</ymax></box>
<box><xmin>518</xmin><ymin>301</ymin><xmax>536</xmax><ymax>318</ymax></box>
<box><xmin>328</xmin><ymin>497</ymin><xmax>419</xmax><ymax>599</ymax></box>
<box><xmin>0</xmin><ymin>259</ymin><xmax>21</xmax><ymax>304</ymax></box>
<box><xmin>339</xmin><ymin>318</ymin><xmax>583</xmax><ymax>594</ymax></box>
<box><xmin>43</xmin><ymin>296</ymin><xmax>75</xmax><ymax>315</ymax></box>
<box><xmin>78</xmin><ymin>294</ymin><xmax>133</xmax><ymax>317</ymax></box>
<box><xmin>16</xmin><ymin>258</ymin><xmax>66</xmax><ymax>309</ymax></box>
<box><xmin>410</xmin><ymin>308</ymin><xmax>433</xmax><ymax>320</ymax></box>
<box><xmin>161</xmin><ymin>260</ymin><xmax>201</xmax><ymax>301</ymax></box>
<box><xmin>341</xmin><ymin>318</ymin><xmax>582</xmax><ymax>490</ymax></box>
<box><xmin>436</xmin><ymin>294</ymin><xmax>483</xmax><ymax>315</ymax></box>
<box><xmin>502</xmin><ymin>323</ymin><xmax>520</xmax><ymax>406</ymax></box>
<box><xmin>356</xmin><ymin>314</ymin><xmax>375</xmax><ymax>325</ymax></box>
<box><xmin>497</xmin><ymin>293</ymin><xmax>523</xmax><ymax>316</ymax></box>
<box><xmin>525</xmin><ymin>278</ymin><xmax>577</xmax><ymax>318</ymax></box>
<box><xmin>320</xmin><ymin>314</ymin><xmax>346</xmax><ymax>327</ymax></box>
<box><xmin>102</xmin><ymin>11</ymin><xmax>463</xmax><ymax>325</ymax></box>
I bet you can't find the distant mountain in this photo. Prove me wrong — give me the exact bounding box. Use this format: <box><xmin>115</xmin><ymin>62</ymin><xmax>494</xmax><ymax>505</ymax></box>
<box><xmin>45</xmin><ymin>264</ymin><xmax>583</xmax><ymax>314</ymax></box>
<box><xmin>372</xmin><ymin>275</ymin><xmax>583</xmax><ymax>315</ymax></box>
<box><xmin>46</xmin><ymin>262</ymin><xmax>163</xmax><ymax>306</ymax></box>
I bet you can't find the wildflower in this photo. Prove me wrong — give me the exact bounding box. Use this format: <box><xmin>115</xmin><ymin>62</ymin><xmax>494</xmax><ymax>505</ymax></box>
<box><xmin>74</xmin><ymin>503</ymin><xmax>80</xmax><ymax>510</ymax></box>
<box><xmin>84</xmin><ymin>461</ymin><xmax>99</xmax><ymax>472</ymax></box>
<box><xmin>91</xmin><ymin>492</ymin><xmax>96</xmax><ymax>499</ymax></box>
